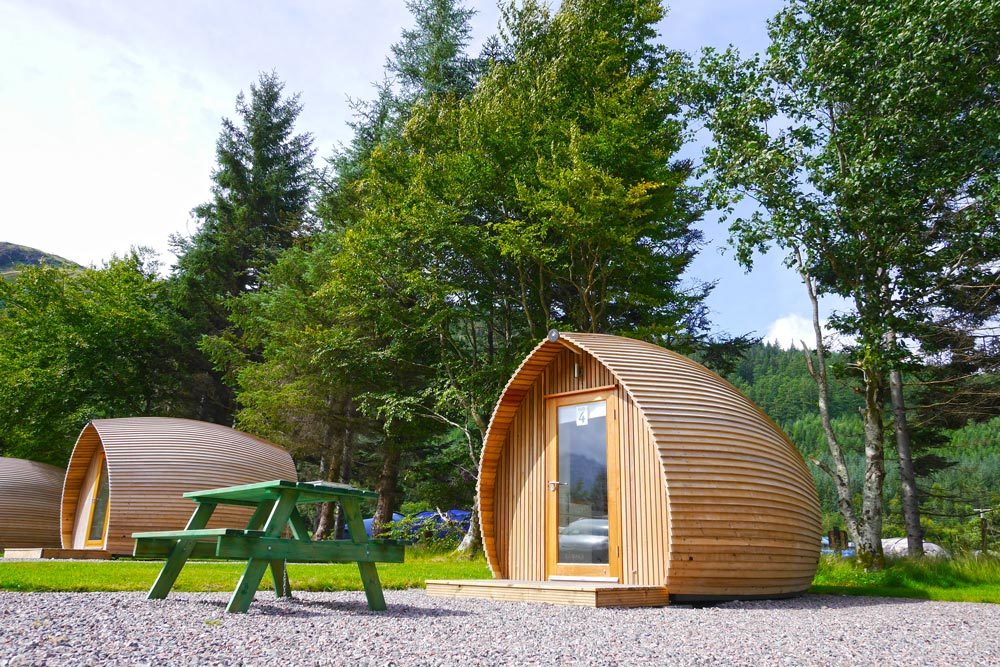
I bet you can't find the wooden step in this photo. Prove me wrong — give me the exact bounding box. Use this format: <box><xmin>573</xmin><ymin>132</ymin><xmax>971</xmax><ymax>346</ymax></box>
<box><xmin>2</xmin><ymin>547</ymin><xmax>112</xmax><ymax>560</ymax></box>
<box><xmin>425</xmin><ymin>579</ymin><xmax>669</xmax><ymax>608</ymax></box>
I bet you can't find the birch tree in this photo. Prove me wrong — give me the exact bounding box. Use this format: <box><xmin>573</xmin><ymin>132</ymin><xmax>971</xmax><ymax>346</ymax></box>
<box><xmin>692</xmin><ymin>0</ymin><xmax>999</xmax><ymax>566</ymax></box>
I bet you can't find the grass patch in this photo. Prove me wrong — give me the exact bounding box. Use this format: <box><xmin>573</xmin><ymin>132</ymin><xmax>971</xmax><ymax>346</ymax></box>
<box><xmin>0</xmin><ymin>549</ymin><xmax>490</xmax><ymax>593</ymax></box>
<box><xmin>4</xmin><ymin>551</ymin><xmax>997</xmax><ymax>603</ymax></box>
<box><xmin>811</xmin><ymin>555</ymin><xmax>1000</xmax><ymax>603</ymax></box>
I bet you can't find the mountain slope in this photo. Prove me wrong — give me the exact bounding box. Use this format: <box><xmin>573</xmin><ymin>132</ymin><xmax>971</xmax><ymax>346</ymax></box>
<box><xmin>0</xmin><ymin>242</ymin><xmax>79</xmax><ymax>279</ymax></box>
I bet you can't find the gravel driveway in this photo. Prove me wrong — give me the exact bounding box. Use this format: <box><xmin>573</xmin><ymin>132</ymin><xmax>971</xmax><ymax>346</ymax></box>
<box><xmin>1</xmin><ymin>590</ymin><xmax>998</xmax><ymax>666</ymax></box>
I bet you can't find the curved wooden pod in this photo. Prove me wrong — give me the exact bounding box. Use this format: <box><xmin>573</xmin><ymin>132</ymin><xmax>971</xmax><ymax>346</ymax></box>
<box><xmin>0</xmin><ymin>457</ymin><xmax>65</xmax><ymax>550</ymax></box>
<box><xmin>61</xmin><ymin>417</ymin><xmax>298</xmax><ymax>554</ymax></box>
<box><xmin>479</xmin><ymin>332</ymin><xmax>822</xmax><ymax>599</ymax></box>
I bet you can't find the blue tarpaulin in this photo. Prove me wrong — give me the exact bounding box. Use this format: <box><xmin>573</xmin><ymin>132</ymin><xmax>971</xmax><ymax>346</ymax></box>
<box><xmin>347</xmin><ymin>510</ymin><xmax>472</xmax><ymax>539</ymax></box>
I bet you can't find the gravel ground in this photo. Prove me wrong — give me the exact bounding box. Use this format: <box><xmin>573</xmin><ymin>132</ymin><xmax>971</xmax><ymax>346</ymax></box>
<box><xmin>1</xmin><ymin>590</ymin><xmax>998</xmax><ymax>666</ymax></box>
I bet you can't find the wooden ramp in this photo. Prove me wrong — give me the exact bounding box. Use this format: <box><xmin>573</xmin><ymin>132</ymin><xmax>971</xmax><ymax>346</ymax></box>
<box><xmin>425</xmin><ymin>579</ymin><xmax>668</xmax><ymax>608</ymax></box>
<box><xmin>2</xmin><ymin>548</ymin><xmax>111</xmax><ymax>560</ymax></box>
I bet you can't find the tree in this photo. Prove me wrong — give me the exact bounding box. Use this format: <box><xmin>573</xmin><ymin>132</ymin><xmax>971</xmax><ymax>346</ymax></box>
<box><xmin>693</xmin><ymin>0</ymin><xmax>1000</xmax><ymax>565</ymax></box>
<box><xmin>0</xmin><ymin>254</ymin><xmax>186</xmax><ymax>465</ymax></box>
<box><xmin>388</xmin><ymin>0</ymin><xmax>479</xmax><ymax>103</ymax></box>
<box><xmin>214</xmin><ymin>4</ymin><xmax>485</xmax><ymax>539</ymax></box>
<box><xmin>321</xmin><ymin>0</ymin><xmax>711</xmax><ymax>546</ymax></box>
<box><xmin>171</xmin><ymin>71</ymin><xmax>315</xmax><ymax>423</ymax></box>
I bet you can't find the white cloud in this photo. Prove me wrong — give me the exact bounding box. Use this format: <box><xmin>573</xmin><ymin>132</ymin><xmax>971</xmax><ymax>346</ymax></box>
<box><xmin>764</xmin><ymin>314</ymin><xmax>818</xmax><ymax>350</ymax></box>
<box><xmin>764</xmin><ymin>314</ymin><xmax>855</xmax><ymax>351</ymax></box>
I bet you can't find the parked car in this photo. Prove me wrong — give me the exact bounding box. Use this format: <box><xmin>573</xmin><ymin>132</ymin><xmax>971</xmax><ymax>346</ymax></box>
<box><xmin>558</xmin><ymin>518</ymin><xmax>609</xmax><ymax>563</ymax></box>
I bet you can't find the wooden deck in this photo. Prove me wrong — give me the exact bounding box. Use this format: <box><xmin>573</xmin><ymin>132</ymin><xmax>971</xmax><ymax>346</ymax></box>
<box><xmin>2</xmin><ymin>547</ymin><xmax>111</xmax><ymax>560</ymax></box>
<box><xmin>425</xmin><ymin>579</ymin><xmax>669</xmax><ymax>607</ymax></box>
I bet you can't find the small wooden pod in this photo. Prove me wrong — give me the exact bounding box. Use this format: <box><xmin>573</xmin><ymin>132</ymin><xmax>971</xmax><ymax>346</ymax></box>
<box><xmin>61</xmin><ymin>417</ymin><xmax>298</xmax><ymax>554</ymax></box>
<box><xmin>478</xmin><ymin>332</ymin><xmax>822</xmax><ymax>601</ymax></box>
<box><xmin>0</xmin><ymin>457</ymin><xmax>64</xmax><ymax>550</ymax></box>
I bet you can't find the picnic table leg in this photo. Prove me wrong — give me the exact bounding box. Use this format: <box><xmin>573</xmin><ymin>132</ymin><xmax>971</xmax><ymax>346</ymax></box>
<box><xmin>262</xmin><ymin>507</ymin><xmax>313</xmax><ymax>599</ymax></box>
<box><xmin>147</xmin><ymin>502</ymin><xmax>217</xmax><ymax>600</ymax></box>
<box><xmin>245</xmin><ymin>500</ymin><xmax>274</xmax><ymax>530</ymax></box>
<box><xmin>227</xmin><ymin>490</ymin><xmax>298</xmax><ymax>613</ymax></box>
<box><xmin>245</xmin><ymin>500</ymin><xmax>291</xmax><ymax>599</ymax></box>
<box><xmin>342</xmin><ymin>498</ymin><xmax>387</xmax><ymax>612</ymax></box>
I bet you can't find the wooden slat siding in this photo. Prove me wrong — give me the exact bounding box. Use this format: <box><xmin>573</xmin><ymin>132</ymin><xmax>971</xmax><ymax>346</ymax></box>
<box><xmin>485</xmin><ymin>346</ymin><xmax>669</xmax><ymax>586</ymax></box>
<box><xmin>60</xmin><ymin>418</ymin><xmax>297</xmax><ymax>554</ymax></box>
<box><xmin>479</xmin><ymin>333</ymin><xmax>821</xmax><ymax>599</ymax></box>
<box><xmin>0</xmin><ymin>458</ymin><xmax>64</xmax><ymax>550</ymax></box>
<box><xmin>564</xmin><ymin>333</ymin><xmax>821</xmax><ymax>597</ymax></box>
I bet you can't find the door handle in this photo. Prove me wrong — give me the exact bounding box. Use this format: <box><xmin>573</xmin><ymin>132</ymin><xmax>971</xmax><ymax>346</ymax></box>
<box><xmin>547</xmin><ymin>480</ymin><xmax>567</xmax><ymax>491</ymax></box>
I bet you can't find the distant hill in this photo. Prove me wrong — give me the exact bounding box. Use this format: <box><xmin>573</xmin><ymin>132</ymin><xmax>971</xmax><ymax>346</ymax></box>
<box><xmin>0</xmin><ymin>242</ymin><xmax>79</xmax><ymax>279</ymax></box>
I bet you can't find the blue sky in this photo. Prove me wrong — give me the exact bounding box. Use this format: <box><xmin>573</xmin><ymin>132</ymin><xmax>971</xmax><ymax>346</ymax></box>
<box><xmin>0</xmin><ymin>0</ymin><xmax>828</xmax><ymax>345</ymax></box>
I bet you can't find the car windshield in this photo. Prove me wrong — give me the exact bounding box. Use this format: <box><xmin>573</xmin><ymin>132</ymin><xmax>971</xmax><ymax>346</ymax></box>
<box><xmin>563</xmin><ymin>520</ymin><xmax>608</xmax><ymax>536</ymax></box>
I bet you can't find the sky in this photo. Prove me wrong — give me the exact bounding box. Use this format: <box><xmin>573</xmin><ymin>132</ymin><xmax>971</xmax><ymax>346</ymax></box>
<box><xmin>0</xmin><ymin>0</ymin><xmax>836</xmax><ymax>347</ymax></box>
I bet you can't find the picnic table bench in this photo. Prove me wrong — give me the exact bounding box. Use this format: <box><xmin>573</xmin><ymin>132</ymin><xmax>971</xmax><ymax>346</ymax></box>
<box><xmin>132</xmin><ymin>479</ymin><xmax>404</xmax><ymax>613</ymax></box>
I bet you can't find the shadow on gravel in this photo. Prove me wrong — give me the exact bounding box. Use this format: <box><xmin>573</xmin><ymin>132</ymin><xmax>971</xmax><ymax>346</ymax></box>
<box><xmin>193</xmin><ymin>597</ymin><xmax>473</xmax><ymax>619</ymax></box>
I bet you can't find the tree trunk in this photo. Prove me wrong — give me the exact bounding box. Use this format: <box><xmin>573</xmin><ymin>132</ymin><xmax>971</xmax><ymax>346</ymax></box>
<box><xmin>371</xmin><ymin>443</ymin><xmax>402</xmax><ymax>538</ymax></box>
<box><xmin>888</xmin><ymin>337</ymin><xmax>924</xmax><ymax>557</ymax></box>
<box><xmin>796</xmin><ymin>253</ymin><xmax>862</xmax><ymax>545</ymax></box>
<box><xmin>335</xmin><ymin>420</ymin><xmax>355</xmax><ymax>540</ymax></box>
<box><xmin>858</xmin><ymin>369</ymin><xmax>887</xmax><ymax>570</ymax></box>
<box><xmin>456</xmin><ymin>497</ymin><xmax>483</xmax><ymax>556</ymax></box>
<box><xmin>313</xmin><ymin>398</ymin><xmax>349</xmax><ymax>540</ymax></box>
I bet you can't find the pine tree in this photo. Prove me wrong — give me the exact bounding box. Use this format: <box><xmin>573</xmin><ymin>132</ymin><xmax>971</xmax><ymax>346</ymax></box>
<box><xmin>170</xmin><ymin>72</ymin><xmax>315</xmax><ymax>423</ymax></box>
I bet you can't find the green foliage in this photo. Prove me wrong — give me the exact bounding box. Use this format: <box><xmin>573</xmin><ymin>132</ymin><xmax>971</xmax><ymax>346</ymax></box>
<box><xmin>0</xmin><ymin>254</ymin><xmax>186</xmax><ymax>465</ymax></box>
<box><xmin>382</xmin><ymin>514</ymin><xmax>467</xmax><ymax>551</ymax></box>
<box><xmin>727</xmin><ymin>343</ymin><xmax>860</xmax><ymax>427</ymax></box>
<box><xmin>228</xmin><ymin>0</ymin><xmax>714</xmax><ymax>523</ymax></box>
<box><xmin>172</xmin><ymin>71</ymin><xmax>315</xmax><ymax>316</ymax></box>
<box><xmin>389</xmin><ymin>0</ymin><xmax>479</xmax><ymax>102</ymax></box>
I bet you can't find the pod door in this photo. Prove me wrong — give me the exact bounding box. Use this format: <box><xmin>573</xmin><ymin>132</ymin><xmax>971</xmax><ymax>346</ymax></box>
<box><xmin>545</xmin><ymin>387</ymin><xmax>621</xmax><ymax>581</ymax></box>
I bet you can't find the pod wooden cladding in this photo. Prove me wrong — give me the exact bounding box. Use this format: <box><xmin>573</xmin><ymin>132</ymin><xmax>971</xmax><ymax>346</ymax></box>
<box><xmin>60</xmin><ymin>417</ymin><xmax>298</xmax><ymax>554</ymax></box>
<box><xmin>478</xmin><ymin>332</ymin><xmax>822</xmax><ymax>600</ymax></box>
<box><xmin>0</xmin><ymin>457</ymin><xmax>64</xmax><ymax>550</ymax></box>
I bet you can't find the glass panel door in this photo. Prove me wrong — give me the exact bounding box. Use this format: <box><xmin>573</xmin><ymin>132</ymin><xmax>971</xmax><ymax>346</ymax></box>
<box><xmin>557</xmin><ymin>401</ymin><xmax>609</xmax><ymax>564</ymax></box>
<box><xmin>545</xmin><ymin>388</ymin><xmax>620</xmax><ymax>580</ymax></box>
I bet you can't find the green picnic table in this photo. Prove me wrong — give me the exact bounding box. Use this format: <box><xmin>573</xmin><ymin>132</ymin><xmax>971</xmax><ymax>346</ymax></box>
<box><xmin>132</xmin><ymin>480</ymin><xmax>404</xmax><ymax>613</ymax></box>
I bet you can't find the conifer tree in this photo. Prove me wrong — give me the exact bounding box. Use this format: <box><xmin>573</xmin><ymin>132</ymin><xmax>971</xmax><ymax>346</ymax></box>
<box><xmin>171</xmin><ymin>72</ymin><xmax>315</xmax><ymax>423</ymax></box>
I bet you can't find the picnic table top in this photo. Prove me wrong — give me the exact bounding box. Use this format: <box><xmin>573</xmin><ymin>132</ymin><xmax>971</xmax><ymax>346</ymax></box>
<box><xmin>183</xmin><ymin>479</ymin><xmax>378</xmax><ymax>505</ymax></box>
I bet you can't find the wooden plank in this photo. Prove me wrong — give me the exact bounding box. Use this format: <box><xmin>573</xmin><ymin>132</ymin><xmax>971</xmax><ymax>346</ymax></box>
<box><xmin>133</xmin><ymin>528</ymin><xmax>258</xmax><ymax>539</ymax></box>
<box><xmin>215</xmin><ymin>536</ymin><xmax>404</xmax><ymax>563</ymax></box>
<box><xmin>425</xmin><ymin>580</ymin><xmax>669</xmax><ymax>608</ymax></box>
<box><xmin>342</xmin><ymin>497</ymin><xmax>387</xmax><ymax>611</ymax></box>
<box><xmin>134</xmin><ymin>540</ymin><xmax>218</xmax><ymax>559</ymax></box>
<box><xmin>185</xmin><ymin>480</ymin><xmax>377</xmax><ymax>503</ymax></box>
<box><xmin>2</xmin><ymin>547</ymin><xmax>110</xmax><ymax>560</ymax></box>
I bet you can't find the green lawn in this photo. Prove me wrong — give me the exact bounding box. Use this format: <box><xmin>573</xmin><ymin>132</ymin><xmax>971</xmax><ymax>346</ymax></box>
<box><xmin>0</xmin><ymin>551</ymin><xmax>490</xmax><ymax>593</ymax></box>
<box><xmin>2</xmin><ymin>552</ymin><xmax>997</xmax><ymax>603</ymax></box>
<box><xmin>811</xmin><ymin>555</ymin><xmax>1000</xmax><ymax>603</ymax></box>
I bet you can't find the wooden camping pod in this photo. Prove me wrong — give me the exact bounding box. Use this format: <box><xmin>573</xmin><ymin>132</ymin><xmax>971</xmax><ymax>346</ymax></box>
<box><xmin>60</xmin><ymin>417</ymin><xmax>298</xmax><ymax>555</ymax></box>
<box><xmin>478</xmin><ymin>332</ymin><xmax>822</xmax><ymax>600</ymax></box>
<box><xmin>0</xmin><ymin>457</ymin><xmax>64</xmax><ymax>550</ymax></box>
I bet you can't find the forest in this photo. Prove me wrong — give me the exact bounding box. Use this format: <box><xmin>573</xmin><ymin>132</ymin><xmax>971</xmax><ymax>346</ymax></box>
<box><xmin>0</xmin><ymin>0</ymin><xmax>997</xmax><ymax>566</ymax></box>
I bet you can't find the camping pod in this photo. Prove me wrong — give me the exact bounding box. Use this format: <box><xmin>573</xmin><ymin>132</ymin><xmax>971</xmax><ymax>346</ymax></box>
<box><xmin>477</xmin><ymin>332</ymin><xmax>821</xmax><ymax>602</ymax></box>
<box><xmin>0</xmin><ymin>457</ymin><xmax>64</xmax><ymax>550</ymax></box>
<box><xmin>61</xmin><ymin>417</ymin><xmax>297</xmax><ymax>554</ymax></box>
